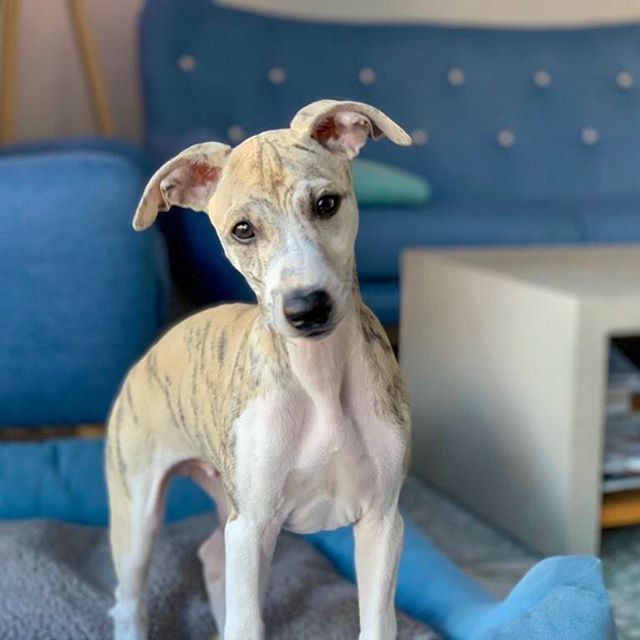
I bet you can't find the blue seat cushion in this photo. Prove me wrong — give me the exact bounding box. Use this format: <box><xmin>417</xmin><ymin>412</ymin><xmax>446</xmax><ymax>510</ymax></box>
<box><xmin>0</xmin><ymin>151</ymin><xmax>168</xmax><ymax>426</ymax></box>
<box><xmin>573</xmin><ymin>196</ymin><xmax>640</xmax><ymax>242</ymax></box>
<box><xmin>359</xmin><ymin>282</ymin><xmax>399</xmax><ymax>327</ymax></box>
<box><xmin>356</xmin><ymin>199</ymin><xmax>584</xmax><ymax>280</ymax></box>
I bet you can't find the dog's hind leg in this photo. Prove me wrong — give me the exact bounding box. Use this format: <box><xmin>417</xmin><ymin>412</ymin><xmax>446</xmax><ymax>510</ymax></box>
<box><xmin>107</xmin><ymin>458</ymin><xmax>168</xmax><ymax>640</ymax></box>
<box><xmin>199</xmin><ymin>527</ymin><xmax>226</xmax><ymax>636</ymax></box>
<box><xmin>185</xmin><ymin>462</ymin><xmax>229</xmax><ymax>637</ymax></box>
<box><xmin>106</xmin><ymin>387</ymin><xmax>189</xmax><ymax>640</ymax></box>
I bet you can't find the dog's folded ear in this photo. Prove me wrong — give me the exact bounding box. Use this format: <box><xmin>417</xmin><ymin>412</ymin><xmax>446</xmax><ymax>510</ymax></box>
<box><xmin>132</xmin><ymin>142</ymin><xmax>231</xmax><ymax>231</ymax></box>
<box><xmin>290</xmin><ymin>100</ymin><xmax>412</xmax><ymax>159</ymax></box>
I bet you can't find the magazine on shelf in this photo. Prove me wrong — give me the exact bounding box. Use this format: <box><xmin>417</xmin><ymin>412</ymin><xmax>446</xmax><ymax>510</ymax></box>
<box><xmin>603</xmin><ymin>344</ymin><xmax>640</xmax><ymax>492</ymax></box>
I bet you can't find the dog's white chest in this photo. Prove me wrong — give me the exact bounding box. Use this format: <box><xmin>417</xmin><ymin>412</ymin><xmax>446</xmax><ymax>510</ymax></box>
<box><xmin>232</xmin><ymin>348</ymin><xmax>405</xmax><ymax>534</ymax></box>
<box><xmin>281</xmin><ymin>411</ymin><xmax>378</xmax><ymax>533</ymax></box>
<box><xmin>235</xmin><ymin>324</ymin><xmax>406</xmax><ymax>533</ymax></box>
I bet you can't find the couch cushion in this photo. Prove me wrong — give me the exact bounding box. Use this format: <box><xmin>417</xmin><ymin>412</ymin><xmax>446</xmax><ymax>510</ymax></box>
<box><xmin>356</xmin><ymin>200</ymin><xmax>584</xmax><ymax>280</ymax></box>
<box><xmin>572</xmin><ymin>197</ymin><xmax>640</xmax><ymax>242</ymax></box>
<box><xmin>359</xmin><ymin>282</ymin><xmax>399</xmax><ymax>327</ymax></box>
<box><xmin>0</xmin><ymin>151</ymin><xmax>168</xmax><ymax>426</ymax></box>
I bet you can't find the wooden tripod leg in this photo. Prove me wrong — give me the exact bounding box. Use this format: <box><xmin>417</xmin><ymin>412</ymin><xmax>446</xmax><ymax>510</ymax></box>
<box><xmin>66</xmin><ymin>0</ymin><xmax>114</xmax><ymax>136</ymax></box>
<box><xmin>0</xmin><ymin>0</ymin><xmax>20</xmax><ymax>145</ymax></box>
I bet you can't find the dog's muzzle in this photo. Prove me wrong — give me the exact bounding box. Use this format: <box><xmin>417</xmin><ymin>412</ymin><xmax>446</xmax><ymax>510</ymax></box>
<box><xmin>283</xmin><ymin>288</ymin><xmax>334</xmax><ymax>337</ymax></box>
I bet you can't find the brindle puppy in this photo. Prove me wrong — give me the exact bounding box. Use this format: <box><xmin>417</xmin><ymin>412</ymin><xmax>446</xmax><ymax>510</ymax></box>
<box><xmin>107</xmin><ymin>100</ymin><xmax>412</xmax><ymax>640</ymax></box>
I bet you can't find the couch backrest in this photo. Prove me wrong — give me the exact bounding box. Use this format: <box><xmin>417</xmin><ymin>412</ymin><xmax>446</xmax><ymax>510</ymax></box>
<box><xmin>140</xmin><ymin>0</ymin><xmax>640</xmax><ymax>201</ymax></box>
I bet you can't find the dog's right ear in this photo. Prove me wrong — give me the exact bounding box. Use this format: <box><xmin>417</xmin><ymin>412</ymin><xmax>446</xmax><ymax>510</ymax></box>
<box><xmin>133</xmin><ymin>142</ymin><xmax>231</xmax><ymax>231</ymax></box>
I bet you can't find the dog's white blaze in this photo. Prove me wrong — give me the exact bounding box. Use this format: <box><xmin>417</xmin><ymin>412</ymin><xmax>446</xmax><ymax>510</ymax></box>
<box><xmin>264</xmin><ymin>225</ymin><xmax>345</xmax><ymax>336</ymax></box>
<box><xmin>265</xmin><ymin>233</ymin><xmax>329</xmax><ymax>294</ymax></box>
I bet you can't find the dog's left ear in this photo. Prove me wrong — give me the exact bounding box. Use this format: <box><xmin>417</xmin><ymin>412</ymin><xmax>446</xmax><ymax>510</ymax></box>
<box><xmin>290</xmin><ymin>100</ymin><xmax>412</xmax><ymax>159</ymax></box>
<box><xmin>133</xmin><ymin>142</ymin><xmax>231</xmax><ymax>231</ymax></box>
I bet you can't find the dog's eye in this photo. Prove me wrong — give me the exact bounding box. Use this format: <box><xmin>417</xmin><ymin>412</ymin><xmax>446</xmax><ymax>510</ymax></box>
<box><xmin>314</xmin><ymin>195</ymin><xmax>341</xmax><ymax>220</ymax></box>
<box><xmin>231</xmin><ymin>220</ymin><xmax>255</xmax><ymax>243</ymax></box>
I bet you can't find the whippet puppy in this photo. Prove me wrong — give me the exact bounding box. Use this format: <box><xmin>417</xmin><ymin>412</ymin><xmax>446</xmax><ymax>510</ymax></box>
<box><xmin>107</xmin><ymin>99</ymin><xmax>412</xmax><ymax>640</ymax></box>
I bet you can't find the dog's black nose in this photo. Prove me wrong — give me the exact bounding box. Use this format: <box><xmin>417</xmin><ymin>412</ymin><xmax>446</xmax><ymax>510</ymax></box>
<box><xmin>283</xmin><ymin>289</ymin><xmax>333</xmax><ymax>335</ymax></box>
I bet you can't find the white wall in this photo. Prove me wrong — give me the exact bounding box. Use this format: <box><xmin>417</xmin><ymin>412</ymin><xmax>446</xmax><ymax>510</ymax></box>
<box><xmin>221</xmin><ymin>0</ymin><xmax>640</xmax><ymax>25</ymax></box>
<box><xmin>5</xmin><ymin>0</ymin><xmax>640</xmax><ymax>144</ymax></box>
<box><xmin>8</xmin><ymin>0</ymin><xmax>144</xmax><ymax>143</ymax></box>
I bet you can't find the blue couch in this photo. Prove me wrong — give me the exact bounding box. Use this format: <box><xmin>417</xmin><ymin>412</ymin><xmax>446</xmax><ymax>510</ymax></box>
<box><xmin>139</xmin><ymin>0</ymin><xmax>640</xmax><ymax>325</ymax></box>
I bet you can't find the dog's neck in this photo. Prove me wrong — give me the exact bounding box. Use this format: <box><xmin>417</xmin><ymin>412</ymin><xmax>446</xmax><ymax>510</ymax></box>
<box><xmin>266</xmin><ymin>278</ymin><xmax>366</xmax><ymax>406</ymax></box>
<box><xmin>284</xmin><ymin>296</ymin><xmax>359</xmax><ymax>394</ymax></box>
<box><xmin>277</xmin><ymin>294</ymin><xmax>364</xmax><ymax>464</ymax></box>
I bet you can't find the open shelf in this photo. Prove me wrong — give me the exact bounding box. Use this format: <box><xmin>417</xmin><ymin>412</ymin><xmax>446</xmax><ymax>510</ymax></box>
<box><xmin>601</xmin><ymin>337</ymin><xmax>640</xmax><ymax>528</ymax></box>
<box><xmin>602</xmin><ymin>489</ymin><xmax>640</xmax><ymax>529</ymax></box>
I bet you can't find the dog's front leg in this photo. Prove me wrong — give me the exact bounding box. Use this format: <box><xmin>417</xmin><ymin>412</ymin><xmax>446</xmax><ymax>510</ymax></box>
<box><xmin>223</xmin><ymin>515</ymin><xmax>279</xmax><ymax>640</ymax></box>
<box><xmin>354</xmin><ymin>508</ymin><xmax>404</xmax><ymax>640</ymax></box>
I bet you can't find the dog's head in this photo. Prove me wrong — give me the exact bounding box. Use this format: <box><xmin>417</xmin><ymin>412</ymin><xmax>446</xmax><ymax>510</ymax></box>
<box><xmin>134</xmin><ymin>100</ymin><xmax>410</xmax><ymax>339</ymax></box>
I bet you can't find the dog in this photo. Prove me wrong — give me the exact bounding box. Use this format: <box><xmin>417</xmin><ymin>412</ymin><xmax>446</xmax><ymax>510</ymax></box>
<box><xmin>106</xmin><ymin>99</ymin><xmax>412</xmax><ymax>640</ymax></box>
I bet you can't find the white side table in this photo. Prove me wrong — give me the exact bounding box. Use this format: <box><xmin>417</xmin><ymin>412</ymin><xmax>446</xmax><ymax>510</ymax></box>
<box><xmin>400</xmin><ymin>246</ymin><xmax>640</xmax><ymax>555</ymax></box>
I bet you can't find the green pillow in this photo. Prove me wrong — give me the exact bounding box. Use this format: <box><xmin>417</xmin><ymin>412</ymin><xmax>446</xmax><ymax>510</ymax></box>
<box><xmin>352</xmin><ymin>159</ymin><xmax>431</xmax><ymax>207</ymax></box>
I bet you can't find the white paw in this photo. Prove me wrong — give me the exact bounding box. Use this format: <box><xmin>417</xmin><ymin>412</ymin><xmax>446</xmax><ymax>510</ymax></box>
<box><xmin>109</xmin><ymin>600</ymin><xmax>148</xmax><ymax>640</ymax></box>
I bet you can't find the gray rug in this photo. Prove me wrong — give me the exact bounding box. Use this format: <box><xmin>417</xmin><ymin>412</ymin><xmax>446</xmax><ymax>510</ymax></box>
<box><xmin>0</xmin><ymin>514</ymin><xmax>435</xmax><ymax>640</ymax></box>
<box><xmin>401</xmin><ymin>475</ymin><xmax>639</xmax><ymax>640</ymax></box>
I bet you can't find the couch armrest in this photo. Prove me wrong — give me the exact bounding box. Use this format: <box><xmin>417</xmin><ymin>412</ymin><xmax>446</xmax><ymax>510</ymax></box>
<box><xmin>0</xmin><ymin>150</ymin><xmax>168</xmax><ymax>426</ymax></box>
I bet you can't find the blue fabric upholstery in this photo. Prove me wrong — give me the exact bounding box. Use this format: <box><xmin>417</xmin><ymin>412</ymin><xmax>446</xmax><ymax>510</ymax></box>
<box><xmin>140</xmin><ymin>1</ymin><xmax>640</xmax><ymax>201</ymax></box>
<box><xmin>138</xmin><ymin>1</ymin><xmax>640</xmax><ymax>323</ymax></box>
<box><xmin>359</xmin><ymin>282</ymin><xmax>400</xmax><ymax>327</ymax></box>
<box><xmin>356</xmin><ymin>200</ymin><xmax>583</xmax><ymax>279</ymax></box>
<box><xmin>0</xmin><ymin>150</ymin><xmax>168</xmax><ymax>425</ymax></box>
<box><xmin>0</xmin><ymin>437</ymin><xmax>616</xmax><ymax>639</ymax></box>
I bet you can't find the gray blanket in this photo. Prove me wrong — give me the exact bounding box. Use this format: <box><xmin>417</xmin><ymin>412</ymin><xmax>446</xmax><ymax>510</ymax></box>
<box><xmin>0</xmin><ymin>515</ymin><xmax>436</xmax><ymax>639</ymax></box>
